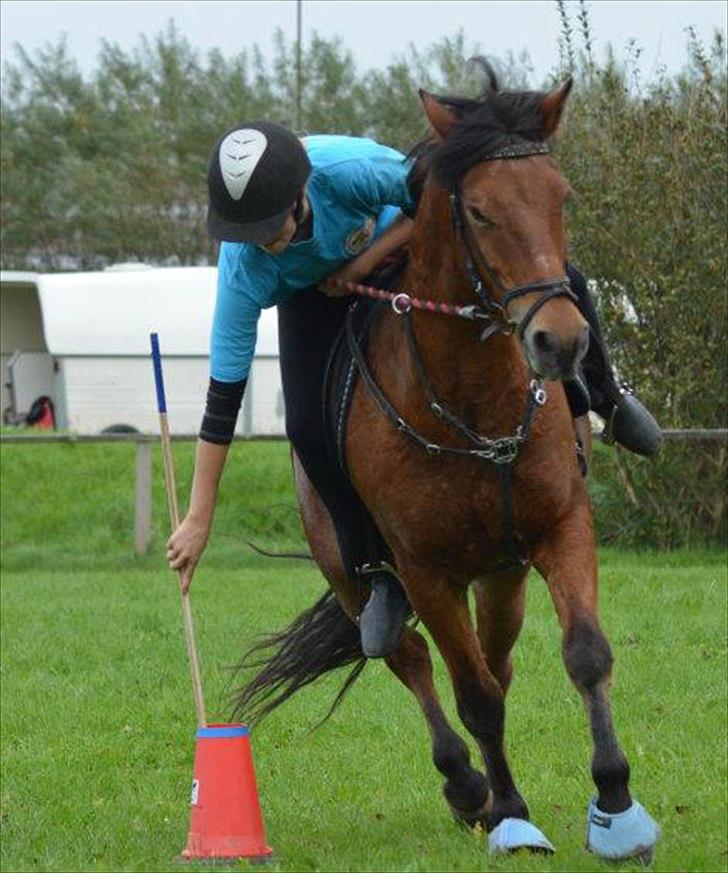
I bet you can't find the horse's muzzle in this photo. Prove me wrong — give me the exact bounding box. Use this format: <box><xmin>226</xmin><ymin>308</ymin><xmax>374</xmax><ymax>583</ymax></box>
<box><xmin>524</xmin><ymin>324</ymin><xmax>589</xmax><ymax>381</ymax></box>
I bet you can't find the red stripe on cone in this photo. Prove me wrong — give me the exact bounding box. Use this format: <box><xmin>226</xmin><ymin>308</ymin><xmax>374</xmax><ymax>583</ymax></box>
<box><xmin>182</xmin><ymin>724</ymin><xmax>272</xmax><ymax>861</ymax></box>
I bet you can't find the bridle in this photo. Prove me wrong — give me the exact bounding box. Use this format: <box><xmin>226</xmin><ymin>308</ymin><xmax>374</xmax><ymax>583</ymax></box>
<box><xmin>448</xmin><ymin>138</ymin><xmax>577</xmax><ymax>343</ymax></box>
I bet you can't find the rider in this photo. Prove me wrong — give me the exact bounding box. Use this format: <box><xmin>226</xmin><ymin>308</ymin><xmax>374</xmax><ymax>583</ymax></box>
<box><xmin>166</xmin><ymin>120</ymin><xmax>662</xmax><ymax>658</ymax></box>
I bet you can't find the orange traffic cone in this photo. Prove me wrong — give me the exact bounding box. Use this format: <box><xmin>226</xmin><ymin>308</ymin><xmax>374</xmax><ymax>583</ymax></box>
<box><xmin>181</xmin><ymin>724</ymin><xmax>273</xmax><ymax>862</ymax></box>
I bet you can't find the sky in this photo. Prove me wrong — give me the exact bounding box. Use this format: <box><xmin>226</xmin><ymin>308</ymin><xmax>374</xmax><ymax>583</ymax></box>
<box><xmin>1</xmin><ymin>0</ymin><xmax>726</xmax><ymax>87</ymax></box>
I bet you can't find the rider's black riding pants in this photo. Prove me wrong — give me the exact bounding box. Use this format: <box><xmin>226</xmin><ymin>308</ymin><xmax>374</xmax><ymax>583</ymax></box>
<box><xmin>277</xmin><ymin>288</ymin><xmax>391</xmax><ymax>582</ymax></box>
<box><xmin>277</xmin><ymin>263</ymin><xmax>611</xmax><ymax>581</ymax></box>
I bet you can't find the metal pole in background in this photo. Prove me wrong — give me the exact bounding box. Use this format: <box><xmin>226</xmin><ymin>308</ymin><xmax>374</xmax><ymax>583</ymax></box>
<box><xmin>134</xmin><ymin>440</ymin><xmax>152</xmax><ymax>556</ymax></box>
<box><xmin>296</xmin><ymin>0</ymin><xmax>303</xmax><ymax>130</ymax></box>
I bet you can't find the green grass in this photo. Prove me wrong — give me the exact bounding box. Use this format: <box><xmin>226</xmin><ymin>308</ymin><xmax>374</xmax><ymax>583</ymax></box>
<box><xmin>0</xmin><ymin>439</ymin><xmax>303</xmax><ymax>573</ymax></box>
<box><xmin>1</xmin><ymin>553</ymin><xmax>726</xmax><ymax>873</ymax></box>
<box><xmin>1</xmin><ymin>439</ymin><xmax>726</xmax><ymax>870</ymax></box>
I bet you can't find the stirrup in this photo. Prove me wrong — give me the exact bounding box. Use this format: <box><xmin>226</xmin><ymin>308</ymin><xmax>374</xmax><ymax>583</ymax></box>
<box><xmin>355</xmin><ymin>560</ymin><xmax>402</xmax><ymax>583</ymax></box>
<box><xmin>356</xmin><ymin>565</ymin><xmax>411</xmax><ymax>659</ymax></box>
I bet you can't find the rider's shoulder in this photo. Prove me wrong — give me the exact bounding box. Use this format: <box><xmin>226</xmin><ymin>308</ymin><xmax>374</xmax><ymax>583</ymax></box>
<box><xmin>304</xmin><ymin>134</ymin><xmax>406</xmax><ymax>177</ymax></box>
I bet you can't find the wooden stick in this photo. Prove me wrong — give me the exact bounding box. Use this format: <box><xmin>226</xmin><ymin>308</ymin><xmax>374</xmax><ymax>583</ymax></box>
<box><xmin>150</xmin><ymin>333</ymin><xmax>207</xmax><ymax>728</ymax></box>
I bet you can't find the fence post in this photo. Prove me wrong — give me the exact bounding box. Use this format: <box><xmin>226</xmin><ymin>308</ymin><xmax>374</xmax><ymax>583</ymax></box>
<box><xmin>134</xmin><ymin>440</ymin><xmax>153</xmax><ymax>556</ymax></box>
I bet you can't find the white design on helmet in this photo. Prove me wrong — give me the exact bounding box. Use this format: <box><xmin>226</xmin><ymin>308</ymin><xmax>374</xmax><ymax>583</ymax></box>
<box><xmin>219</xmin><ymin>129</ymin><xmax>268</xmax><ymax>200</ymax></box>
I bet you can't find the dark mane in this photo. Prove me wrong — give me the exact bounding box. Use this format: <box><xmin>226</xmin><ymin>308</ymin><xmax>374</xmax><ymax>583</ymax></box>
<box><xmin>406</xmin><ymin>63</ymin><xmax>552</xmax><ymax>203</ymax></box>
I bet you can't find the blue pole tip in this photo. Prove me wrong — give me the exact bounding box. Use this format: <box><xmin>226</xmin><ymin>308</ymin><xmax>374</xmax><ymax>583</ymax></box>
<box><xmin>150</xmin><ymin>332</ymin><xmax>167</xmax><ymax>413</ymax></box>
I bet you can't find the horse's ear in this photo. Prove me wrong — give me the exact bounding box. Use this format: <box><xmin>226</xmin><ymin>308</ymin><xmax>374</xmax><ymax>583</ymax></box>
<box><xmin>419</xmin><ymin>90</ymin><xmax>457</xmax><ymax>139</ymax></box>
<box><xmin>541</xmin><ymin>77</ymin><xmax>573</xmax><ymax>137</ymax></box>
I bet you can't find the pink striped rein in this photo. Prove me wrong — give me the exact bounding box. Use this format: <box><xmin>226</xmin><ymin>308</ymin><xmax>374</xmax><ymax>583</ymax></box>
<box><xmin>325</xmin><ymin>278</ymin><xmax>487</xmax><ymax>321</ymax></box>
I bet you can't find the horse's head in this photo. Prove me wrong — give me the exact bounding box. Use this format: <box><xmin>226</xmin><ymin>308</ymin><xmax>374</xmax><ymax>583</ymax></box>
<box><xmin>416</xmin><ymin>66</ymin><xmax>588</xmax><ymax>381</ymax></box>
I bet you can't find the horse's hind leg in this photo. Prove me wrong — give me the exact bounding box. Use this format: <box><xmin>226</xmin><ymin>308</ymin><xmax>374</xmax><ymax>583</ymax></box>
<box><xmin>473</xmin><ymin>569</ymin><xmax>528</xmax><ymax>695</ymax></box>
<box><xmin>533</xmin><ymin>497</ymin><xmax>659</xmax><ymax>861</ymax></box>
<box><xmin>386</xmin><ymin>627</ymin><xmax>492</xmax><ymax>827</ymax></box>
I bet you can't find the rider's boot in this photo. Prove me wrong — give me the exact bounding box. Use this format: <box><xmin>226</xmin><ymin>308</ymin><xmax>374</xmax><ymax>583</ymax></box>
<box><xmin>566</xmin><ymin>264</ymin><xmax>663</xmax><ymax>458</ymax></box>
<box><xmin>358</xmin><ymin>569</ymin><xmax>411</xmax><ymax>658</ymax></box>
<box><xmin>591</xmin><ymin>379</ymin><xmax>663</xmax><ymax>457</ymax></box>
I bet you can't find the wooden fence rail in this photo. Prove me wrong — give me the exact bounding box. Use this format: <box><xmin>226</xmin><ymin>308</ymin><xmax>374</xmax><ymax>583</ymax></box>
<box><xmin>2</xmin><ymin>429</ymin><xmax>726</xmax><ymax>556</ymax></box>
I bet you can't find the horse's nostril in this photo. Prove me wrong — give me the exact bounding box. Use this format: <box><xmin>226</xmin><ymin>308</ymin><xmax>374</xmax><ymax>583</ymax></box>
<box><xmin>533</xmin><ymin>330</ymin><xmax>559</xmax><ymax>357</ymax></box>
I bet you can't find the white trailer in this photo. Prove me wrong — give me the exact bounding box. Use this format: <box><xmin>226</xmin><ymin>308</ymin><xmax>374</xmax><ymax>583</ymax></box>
<box><xmin>0</xmin><ymin>265</ymin><xmax>285</xmax><ymax>436</ymax></box>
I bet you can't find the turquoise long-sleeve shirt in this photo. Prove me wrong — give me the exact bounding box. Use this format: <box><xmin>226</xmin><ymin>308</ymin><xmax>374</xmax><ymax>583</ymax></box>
<box><xmin>210</xmin><ymin>134</ymin><xmax>413</xmax><ymax>382</ymax></box>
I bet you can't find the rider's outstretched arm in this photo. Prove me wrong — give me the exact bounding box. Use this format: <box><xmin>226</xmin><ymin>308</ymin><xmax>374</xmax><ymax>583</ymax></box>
<box><xmin>166</xmin><ymin>378</ymin><xmax>246</xmax><ymax>592</ymax></box>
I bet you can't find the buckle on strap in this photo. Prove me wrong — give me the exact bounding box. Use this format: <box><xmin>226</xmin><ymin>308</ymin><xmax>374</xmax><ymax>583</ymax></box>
<box><xmin>457</xmin><ymin>305</ymin><xmax>488</xmax><ymax>321</ymax></box>
<box><xmin>475</xmin><ymin>437</ymin><xmax>521</xmax><ymax>465</ymax></box>
<box><xmin>391</xmin><ymin>293</ymin><xmax>412</xmax><ymax>315</ymax></box>
<box><xmin>530</xmin><ymin>379</ymin><xmax>548</xmax><ymax>405</ymax></box>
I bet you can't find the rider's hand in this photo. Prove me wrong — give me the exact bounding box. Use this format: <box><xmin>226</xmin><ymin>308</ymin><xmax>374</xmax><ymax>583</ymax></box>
<box><xmin>320</xmin><ymin>261</ymin><xmax>365</xmax><ymax>297</ymax></box>
<box><xmin>166</xmin><ymin>514</ymin><xmax>211</xmax><ymax>595</ymax></box>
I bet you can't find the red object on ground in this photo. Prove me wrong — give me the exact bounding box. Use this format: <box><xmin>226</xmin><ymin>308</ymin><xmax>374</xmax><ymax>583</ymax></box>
<box><xmin>26</xmin><ymin>396</ymin><xmax>55</xmax><ymax>429</ymax></box>
<box><xmin>181</xmin><ymin>723</ymin><xmax>273</xmax><ymax>862</ymax></box>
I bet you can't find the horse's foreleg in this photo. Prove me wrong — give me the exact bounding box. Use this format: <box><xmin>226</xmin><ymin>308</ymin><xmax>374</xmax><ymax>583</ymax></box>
<box><xmin>473</xmin><ymin>569</ymin><xmax>528</xmax><ymax>695</ymax></box>
<box><xmin>398</xmin><ymin>569</ymin><xmax>530</xmax><ymax>831</ymax></box>
<box><xmin>386</xmin><ymin>626</ymin><xmax>492</xmax><ymax>826</ymax></box>
<box><xmin>533</xmin><ymin>499</ymin><xmax>659</xmax><ymax>860</ymax></box>
<box><xmin>533</xmin><ymin>502</ymin><xmax>630</xmax><ymax>812</ymax></box>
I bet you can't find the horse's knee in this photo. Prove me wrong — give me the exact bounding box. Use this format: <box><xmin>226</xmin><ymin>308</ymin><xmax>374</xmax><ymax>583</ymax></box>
<box><xmin>562</xmin><ymin>619</ymin><xmax>613</xmax><ymax>693</ymax></box>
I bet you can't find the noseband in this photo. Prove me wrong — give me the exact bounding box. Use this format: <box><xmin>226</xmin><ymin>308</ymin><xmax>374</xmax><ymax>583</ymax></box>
<box><xmin>450</xmin><ymin>139</ymin><xmax>577</xmax><ymax>343</ymax></box>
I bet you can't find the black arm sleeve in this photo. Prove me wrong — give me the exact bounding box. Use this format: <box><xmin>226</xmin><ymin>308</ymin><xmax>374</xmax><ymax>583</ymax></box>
<box><xmin>199</xmin><ymin>377</ymin><xmax>247</xmax><ymax>445</ymax></box>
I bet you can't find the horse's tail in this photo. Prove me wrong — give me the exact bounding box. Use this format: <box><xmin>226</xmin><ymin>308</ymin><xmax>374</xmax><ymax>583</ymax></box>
<box><xmin>232</xmin><ymin>590</ymin><xmax>366</xmax><ymax>726</ymax></box>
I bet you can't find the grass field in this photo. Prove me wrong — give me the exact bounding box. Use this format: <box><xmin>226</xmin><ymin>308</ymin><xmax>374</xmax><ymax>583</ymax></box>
<box><xmin>1</xmin><ymin>440</ymin><xmax>727</xmax><ymax>872</ymax></box>
<box><xmin>2</xmin><ymin>551</ymin><xmax>726</xmax><ymax>873</ymax></box>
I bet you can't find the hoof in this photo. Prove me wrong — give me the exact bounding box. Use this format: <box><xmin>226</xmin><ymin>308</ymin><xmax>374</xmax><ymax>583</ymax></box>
<box><xmin>586</xmin><ymin>797</ymin><xmax>660</xmax><ymax>862</ymax></box>
<box><xmin>488</xmin><ymin>818</ymin><xmax>555</xmax><ymax>855</ymax></box>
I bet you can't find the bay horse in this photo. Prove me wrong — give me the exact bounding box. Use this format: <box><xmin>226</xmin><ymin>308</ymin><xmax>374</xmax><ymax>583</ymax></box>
<box><xmin>236</xmin><ymin>72</ymin><xmax>659</xmax><ymax>861</ymax></box>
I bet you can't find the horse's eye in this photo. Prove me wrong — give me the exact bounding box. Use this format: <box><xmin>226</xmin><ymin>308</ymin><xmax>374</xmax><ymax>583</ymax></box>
<box><xmin>468</xmin><ymin>206</ymin><xmax>492</xmax><ymax>226</ymax></box>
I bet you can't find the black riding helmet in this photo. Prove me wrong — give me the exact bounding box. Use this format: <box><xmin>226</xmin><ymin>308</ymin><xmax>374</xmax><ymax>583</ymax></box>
<box><xmin>207</xmin><ymin>121</ymin><xmax>312</xmax><ymax>244</ymax></box>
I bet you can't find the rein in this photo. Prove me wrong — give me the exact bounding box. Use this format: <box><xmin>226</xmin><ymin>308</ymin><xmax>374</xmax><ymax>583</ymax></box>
<box><xmin>327</xmin><ymin>277</ymin><xmax>492</xmax><ymax>323</ymax></box>
<box><xmin>334</xmin><ymin>139</ymin><xmax>580</xmax><ymax>568</ymax></box>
